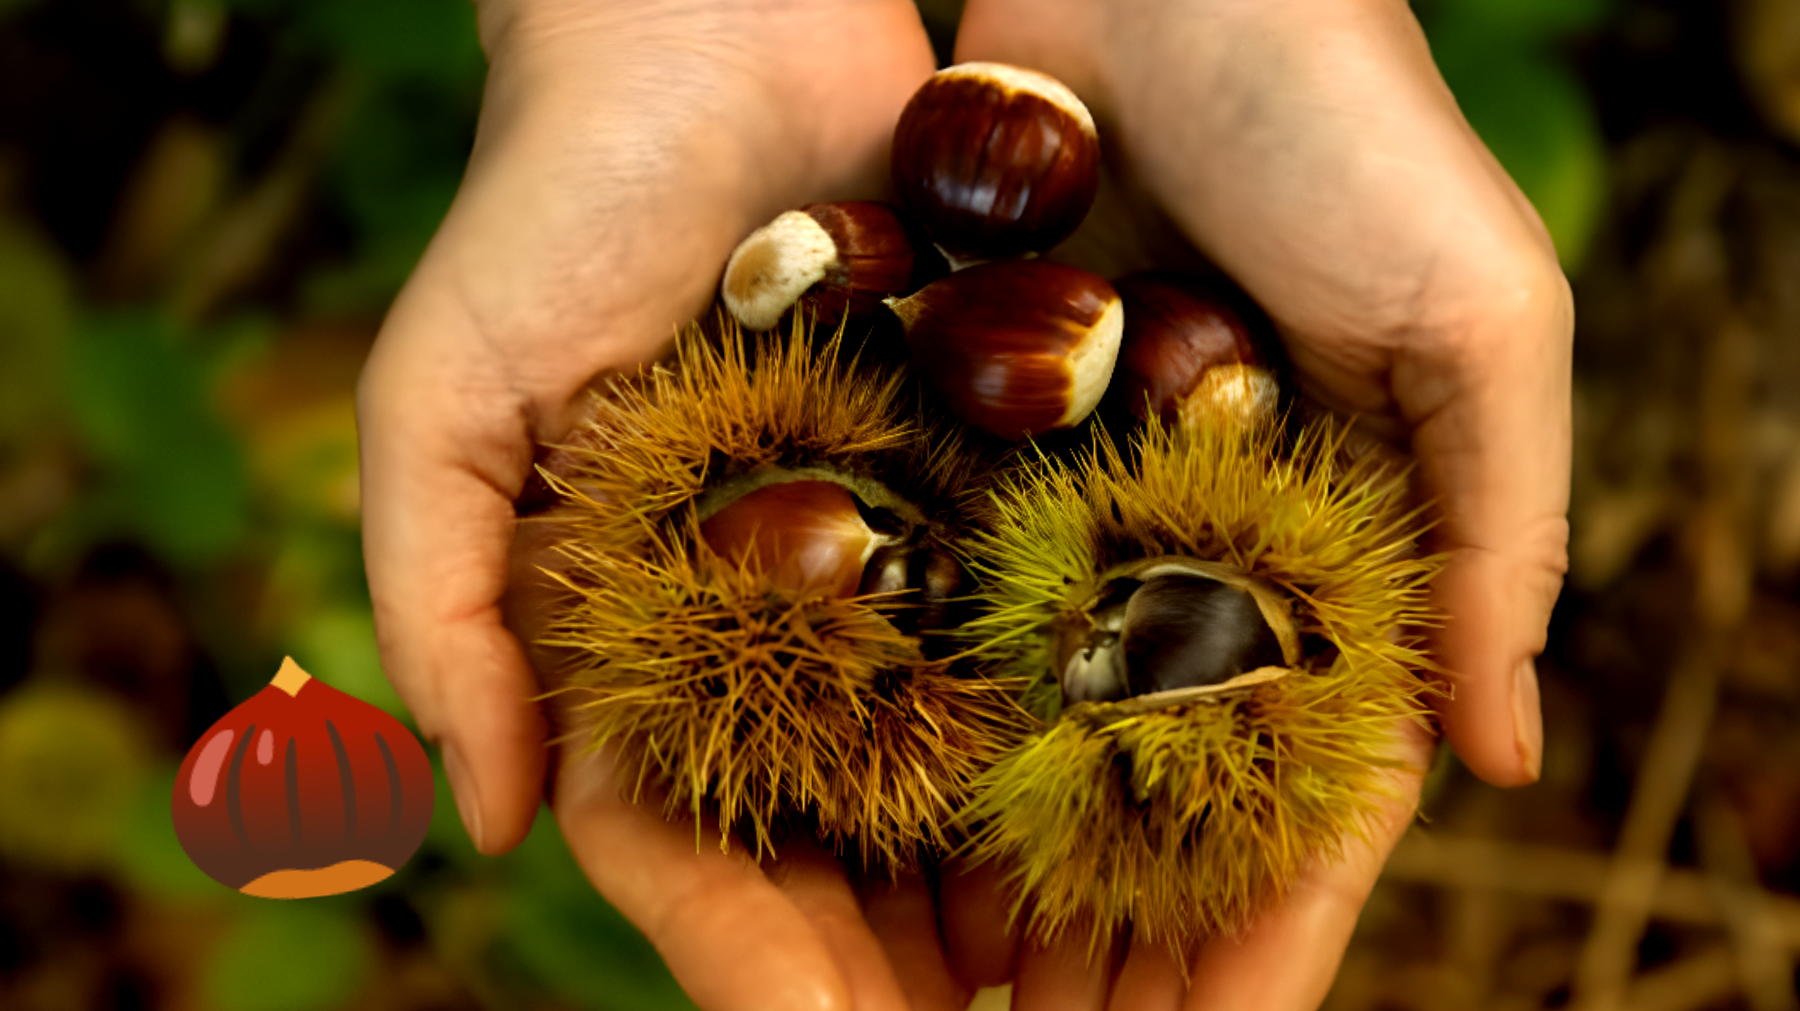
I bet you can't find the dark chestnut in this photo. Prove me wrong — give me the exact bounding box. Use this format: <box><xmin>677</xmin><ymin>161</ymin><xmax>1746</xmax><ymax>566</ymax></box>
<box><xmin>1054</xmin><ymin>574</ymin><xmax>1283</xmax><ymax>705</ymax></box>
<box><xmin>1112</xmin><ymin>272</ymin><xmax>1279</xmax><ymax>430</ymax></box>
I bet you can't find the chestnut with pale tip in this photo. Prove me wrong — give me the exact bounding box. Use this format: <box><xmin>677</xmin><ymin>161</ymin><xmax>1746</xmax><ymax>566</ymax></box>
<box><xmin>1112</xmin><ymin>272</ymin><xmax>1281</xmax><ymax>430</ymax></box>
<box><xmin>892</xmin><ymin>62</ymin><xmax>1100</xmax><ymax>261</ymax></box>
<box><xmin>720</xmin><ymin>201</ymin><xmax>916</xmax><ymax>331</ymax></box>
<box><xmin>884</xmin><ymin>260</ymin><xmax>1123</xmax><ymax>440</ymax></box>
<box><xmin>700</xmin><ymin>480</ymin><xmax>891</xmax><ymax>599</ymax></box>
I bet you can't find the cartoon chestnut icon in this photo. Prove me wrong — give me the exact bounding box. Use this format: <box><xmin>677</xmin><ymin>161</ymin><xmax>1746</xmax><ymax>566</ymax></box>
<box><xmin>173</xmin><ymin>658</ymin><xmax>434</xmax><ymax>898</ymax></box>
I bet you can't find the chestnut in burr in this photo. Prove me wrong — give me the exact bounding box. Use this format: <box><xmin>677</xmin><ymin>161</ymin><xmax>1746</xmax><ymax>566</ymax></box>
<box><xmin>700</xmin><ymin>480</ymin><xmax>886</xmax><ymax>599</ymax></box>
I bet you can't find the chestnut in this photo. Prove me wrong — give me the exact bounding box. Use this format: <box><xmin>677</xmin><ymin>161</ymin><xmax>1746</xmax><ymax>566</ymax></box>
<box><xmin>172</xmin><ymin>658</ymin><xmax>434</xmax><ymax>898</ymax></box>
<box><xmin>892</xmin><ymin>62</ymin><xmax>1100</xmax><ymax>261</ymax></box>
<box><xmin>1112</xmin><ymin>271</ymin><xmax>1280</xmax><ymax>430</ymax></box>
<box><xmin>700</xmin><ymin>479</ymin><xmax>885</xmax><ymax>598</ymax></box>
<box><xmin>1055</xmin><ymin>572</ymin><xmax>1284</xmax><ymax>705</ymax></box>
<box><xmin>884</xmin><ymin>260</ymin><xmax>1123</xmax><ymax>440</ymax></box>
<box><xmin>721</xmin><ymin>201</ymin><xmax>916</xmax><ymax>331</ymax></box>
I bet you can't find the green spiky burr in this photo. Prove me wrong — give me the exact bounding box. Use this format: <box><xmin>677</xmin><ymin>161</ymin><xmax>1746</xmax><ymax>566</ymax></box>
<box><xmin>958</xmin><ymin>411</ymin><xmax>1442</xmax><ymax>948</ymax></box>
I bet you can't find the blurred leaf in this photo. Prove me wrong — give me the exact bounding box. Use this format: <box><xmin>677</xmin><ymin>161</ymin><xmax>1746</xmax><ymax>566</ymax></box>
<box><xmin>251</xmin><ymin>400</ymin><xmax>360</xmax><ymax>523</ymax></box>
<box><xmin>0</xmin><ymin>219</ymin><xmax>73</xmax><ymax>443</ymax></box>
<box><xmin>64</xmin><ymin>312</ymin><xmax>253</xmax><ymax>564</ymax></box>
<box><xmin>299</xmin><ymin>233</ymin><xmax>437</xmax><ymax>317</ymax></box>
<box><xmin>312</xmin><ymin>80</ymin><xmax>472</xmax><ymax>313</ymax></box>
<box><xmin>219</xmin><ymin>323</ymin><xmax>365</xmax><ymax>523</ymax></box>
<box><xmin>500</xmin><ymin>816</ymin><xmax>698</xmax><ymax>1011</ymax></box>
<box><xmin>1430</xmin><ymin>44</ymin><xmax>1608</xmax><ymax>268</ymax></box>
<box><xmin>215</xmin><ymin>0</ymin><xmax>483</xmax><ymax>82</ymax></box>
<box><xmin>0</xmin><ymin>681</ymin><xmax>149</xmax><ymax>871</ymax></box>
<box><xmin>1417</xmin><ymin>0</ymin><xmax>1611</xmax><ymax>44</ymax></box>
<box><xmin>300</xmin><ymin>0</ymin><xmax>484</xmax><ymax>84</ymax></box>
<box><xmin>289</xmin><ymin>604</ymin><xmax>406</xmax><ymax>718</ymax></box>
<box><xmin>203</xmin><ymin>901</ymin><xmax>372</xmax><ymax>1011</ymax></box>
<box><xmin>116</xmin><ymin>763</ymin><xmax>227</xmax><ymax>900</ymax></box>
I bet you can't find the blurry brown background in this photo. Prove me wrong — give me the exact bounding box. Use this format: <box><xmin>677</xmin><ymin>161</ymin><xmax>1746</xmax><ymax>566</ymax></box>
<box><xmin>1</xmin><ymin>0</ymin><xmax>1797</xmax><ymax>1008</ymax></box>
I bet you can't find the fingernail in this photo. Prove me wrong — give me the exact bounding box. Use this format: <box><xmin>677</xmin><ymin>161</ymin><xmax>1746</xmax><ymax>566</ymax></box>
<box><xmin>1512</xmin><ymin>659</ymin><xmax>1543</xmax><ymax>783</ymax></box>
<box><xmin>443</xmin><ymin>743</ymin><xmax>487</xmax><ymax>853</ymax></box>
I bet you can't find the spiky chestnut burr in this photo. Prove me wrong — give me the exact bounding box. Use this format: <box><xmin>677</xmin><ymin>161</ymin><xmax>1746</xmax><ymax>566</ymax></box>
<box><xmin>885</xmin><ymin>259</ymin><xmax>1123</xmax><ymax>440</ymax></box>
<box><xmin>958</xmin><ymin>410</ymin><xmax>1441</xmax><ymax>950</ymax></box>
<box><xmin>892</xmin><ymin>62</ymin><xmax>1100</xmax><ymax>261</ymax></box>
<box><xmin>1111</xmin><ymin>271</ymin><xmax>1280</xmax><ymax>430</ymax></box>
<box><xmin>720</xmin><ymin>201</ymin><xmax>917</xmax><ymax>331</ymax></box>
<box><xmin>525</xmin><ymin>315</ymin><xmax>1028</xmax><ymax>869</ymax></box>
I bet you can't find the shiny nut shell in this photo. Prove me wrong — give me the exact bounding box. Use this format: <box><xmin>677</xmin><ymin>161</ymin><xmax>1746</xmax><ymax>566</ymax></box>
<box><xmin>1113</xmin><ymin>271</ymin><xmax>1279</xmax><ymax>428</ymax></box>
<box><xmin>700</xmin><ymin>480</ymin><xmax>879</xmax><ymax>598</ymax></box>
<box><xmin>892</xmin><ymin>62</ymin><xmax>1100</xmax><ymax>260</ymax></box>
<box><xmin>885</xmin><ymin>260</ymin><xmax>1122</xmax><ymax>439</ymax></box>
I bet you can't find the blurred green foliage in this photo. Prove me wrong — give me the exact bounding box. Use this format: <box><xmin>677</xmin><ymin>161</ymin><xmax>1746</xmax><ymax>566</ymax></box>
<box><xmin>203</xmin><ymin>900</ymin><xmax>373</xmax><ymax>1011</ymax></box>
<box><xmin>1419</xmin><ymin>0</ymin><xmax>1611</xmax><ymax>268</ymax></box>
<box><xmin>116</xmin><ymin>764</ymin><xmax>225</xmax><ymax>899</ymax></box>
<box><xmin>0</xmin><ymin>219</ymin><xmax>72</xmax><ymax>445</ymax></box>
<box><xmin>61</xmin><ymin>311</ymin><xmax>255</xmax><ymax>565</ymax></box>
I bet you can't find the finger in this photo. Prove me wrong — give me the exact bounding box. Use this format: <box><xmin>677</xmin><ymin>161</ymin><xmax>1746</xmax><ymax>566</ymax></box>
<box><xmin>1012</xmin><ymin>927</ymin><xmax>1121</xmax><ymax>1011</ymax></box>
<box><xmin>761</xmin><ymin>840</ymin><xmax>914</xmax><ymax>1011</ymax></box>
<box><xmin>1105</xmin><ymin>933</ymin><xmax>1185</xmax><ymax>1011</ymax></box>
<box><xmin>553</xmin><ymin>748</ymin><xmax>851</xmax><ymax>1011</ymax></box>
<box><xmin>1181</xmin><ymin>720</ymin><xmax>1433</xmax><ymax>1010</ymax></box>
<box><xmin>358</xmin><ymin>304</ymin><xmax>548</xmax><ymax>856</ymax></box>
<box><xmin>938</xmin><ymin>857</ymin><xmax>1023</xmax><ymax>990</ymax></box>
<box><xmin>861</xmin><ymin>871</ymin><xmax>974</xmax><ymax>1011</ymax></box>
<box><xmin>1405</xmin><ymin>307</ymin><xmax>1571</xmax><ymax>787</ymax></box>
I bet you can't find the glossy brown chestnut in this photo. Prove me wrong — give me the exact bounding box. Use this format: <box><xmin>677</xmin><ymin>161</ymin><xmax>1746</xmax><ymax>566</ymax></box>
<box><xmin>885</xmin><ymin>260</ymin><xmax>1123</xmax><ymax>440</ymax></box>
<box><xmin>700</xmin><ymin>480</ymin><xmax>880</xmax><ymax>598</ymax></box>
<box><xmin>1113</xmin><ymin>272</ymin><xmax>1280</xmax><ymax>429</ymax></box>
<box><xmin>892</xmin><ymin>62</ymin><xmax>1100</xmax><ymax>260</ymax></box>
<box><xmin>721</xmin><ymin>201</ymin><xmax>916</xmax><ymax>331</ymax></box>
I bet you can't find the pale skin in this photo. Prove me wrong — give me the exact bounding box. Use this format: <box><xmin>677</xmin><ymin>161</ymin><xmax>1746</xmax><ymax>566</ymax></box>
<box><xmin>357</xmin><ymin>0</ymin><xmax>1571</xmax><ymax>1007</ymax></box>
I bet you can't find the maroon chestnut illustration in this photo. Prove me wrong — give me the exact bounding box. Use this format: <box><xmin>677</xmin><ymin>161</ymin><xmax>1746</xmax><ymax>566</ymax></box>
<box><xmin>173</xmin><ymin>658</ymin><xmax>434</xmax><ymax>898</ymax></box>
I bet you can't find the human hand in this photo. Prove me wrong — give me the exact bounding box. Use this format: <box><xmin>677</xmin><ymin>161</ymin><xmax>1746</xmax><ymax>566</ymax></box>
<box><xmin>357</xmin><ymin>2</ymin><xmax>956</xmax><ymax>1007</ymax></box>
<box><xmin>935</xmin><ymin>0</ymin><xmax>1572</xmax><ymax>1005</ymax></box>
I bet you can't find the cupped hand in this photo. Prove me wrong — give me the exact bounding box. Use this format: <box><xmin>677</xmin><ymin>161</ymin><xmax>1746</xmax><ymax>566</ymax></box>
<box><xmin>356</xmin><ymin>2</ymin><xmax>949</xmax><ymax>1008</ymax></box>
<box><xmin>935</xmin><ymin>0</ymin><xmax>1573</xmax><ymax>1005</ymax></box>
